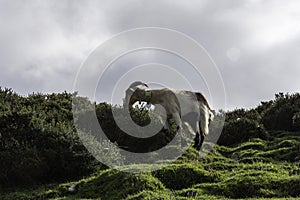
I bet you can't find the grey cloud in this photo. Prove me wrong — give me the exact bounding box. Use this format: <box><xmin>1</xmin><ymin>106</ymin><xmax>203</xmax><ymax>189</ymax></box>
<box><xmin>0</xmin><ymin>0</ymin><xmax>299</xmax><ymax>110</ymax></box>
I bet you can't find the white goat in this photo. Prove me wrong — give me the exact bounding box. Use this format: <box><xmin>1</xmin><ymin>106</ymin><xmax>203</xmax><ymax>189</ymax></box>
<box><xmin>123</xmin><ymin>81</ymin><xmax>214</xmax><ymax>150</ymax></box>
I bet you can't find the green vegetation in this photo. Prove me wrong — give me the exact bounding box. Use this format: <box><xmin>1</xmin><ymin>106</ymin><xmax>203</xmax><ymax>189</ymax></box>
<box><xmin>0</xmin><ymin>88</ymin><xmax>299</xmax><ymax>199</ymax></box>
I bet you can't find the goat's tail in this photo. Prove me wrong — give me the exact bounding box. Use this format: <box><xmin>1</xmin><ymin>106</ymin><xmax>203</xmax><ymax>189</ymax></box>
<box><xmin>195</xmin><ymin>92</ymin><xmax>213</xmax><ymax>136</ymax></box>
<box><xmin>200</xmin><ymin>102</ymin><xmax>211</xmax><ymax>135</ymax></box>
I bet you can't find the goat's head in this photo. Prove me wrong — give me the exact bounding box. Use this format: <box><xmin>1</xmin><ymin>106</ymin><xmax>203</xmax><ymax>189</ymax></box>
<box><xmin>123</xmin><ymin>81</ymin><xmax>148</xmax><ymax>109</ymax></box>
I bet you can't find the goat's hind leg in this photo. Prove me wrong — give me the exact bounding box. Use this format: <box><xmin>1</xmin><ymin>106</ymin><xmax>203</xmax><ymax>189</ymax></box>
<box><xmin>198</xmin><ymin>131</ymin><xmax>205</xmax><ymax>151</ymax></box>
<box><xmin>190</xmin><ymin>120</ymin><xmax>202</xmax><ymax>151</ymax></box>
<box><xmin>194</xmin><ymin>120</ymin><xmax>205</xmax><ymax>151</ymax></box>
<box><xmin>193</xmin><ymin>132</ymin><xmax>200</xmax><ymax>150</ymax></box>
<box><xmin>193</xmin><ymin>131</ymin><xmax>204</xmax><ymax>151</ymax></box>
<box><xmin>187</xmin><ymin>119</ymin><xmax>201</xmax><ymax>150</ymax></box>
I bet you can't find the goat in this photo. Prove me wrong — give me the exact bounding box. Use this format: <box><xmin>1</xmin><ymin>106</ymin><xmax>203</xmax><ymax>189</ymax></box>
<box><xmin>123</xmin><ymin>81</ymin><xmax>214</xmax><ymax>150</ymax></box>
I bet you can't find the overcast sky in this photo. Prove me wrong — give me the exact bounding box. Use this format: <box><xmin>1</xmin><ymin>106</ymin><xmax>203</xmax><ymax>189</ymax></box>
<box><xmin>0</xmin><ymin>0</ymin><xmax>300</xmax><ymax>110</ymax></box>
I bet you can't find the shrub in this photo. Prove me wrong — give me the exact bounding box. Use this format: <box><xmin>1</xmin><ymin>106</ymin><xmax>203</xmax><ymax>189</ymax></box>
<box><xmin>261</xmin><ymin>93</ymin><xmax>300</xmax><ymax>131</ymax></box>
<box><xmin>218</xmin><ymin>118</ymin><xmax>268</xmax><ymax>146</ymax></box>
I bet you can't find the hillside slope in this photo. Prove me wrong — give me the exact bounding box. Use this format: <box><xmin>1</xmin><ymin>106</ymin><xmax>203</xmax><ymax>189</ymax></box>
<box><xmin>2</xmin><ymin>130</ymin><xmax>299</xmax><ymax>199</ymax></box>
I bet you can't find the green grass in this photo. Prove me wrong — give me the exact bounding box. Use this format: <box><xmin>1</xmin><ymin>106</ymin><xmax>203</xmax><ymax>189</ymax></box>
<box><xmin>1</xmin><ymin>131</ymin><xmax>299</xmax><ymax>199</ymax></box>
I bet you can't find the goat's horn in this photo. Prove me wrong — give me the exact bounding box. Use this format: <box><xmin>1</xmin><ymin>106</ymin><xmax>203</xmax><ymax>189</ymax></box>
<box><xmin>128</xmin><ymin>81</ymin><xmax>148</xmax><ymax>89</ymax></box>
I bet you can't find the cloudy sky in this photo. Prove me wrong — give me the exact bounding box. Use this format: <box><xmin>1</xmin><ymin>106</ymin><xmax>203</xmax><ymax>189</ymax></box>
<box><xmin>0</xmin><ymin>0</ymin><xmax>300</xmax><ymax>110</ymax></box>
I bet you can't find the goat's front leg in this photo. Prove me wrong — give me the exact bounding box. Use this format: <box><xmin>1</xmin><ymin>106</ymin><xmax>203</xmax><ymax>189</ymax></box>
<box><xmin>158</xmin><ymin>115</ymin><xmax>170</xmax><ymax>133</ymax></box>
<box><xmin>154</xmin><ymin>106</ymin><xmax>170</xmax><ymax>133</ymax></box>
<box><xmin>172</xmin><ymin>113</ymin><xmax>185</xmax><ymax>147</ymax></box>
<box><xmin>163</xmin><ymin>117</ymin><xmax>170</xmax><ymax>132</ymax></box>
<box><xmin>165</xmin><ymin>114</ymin><xmax>175</xmax><ymax>132</ymax></box>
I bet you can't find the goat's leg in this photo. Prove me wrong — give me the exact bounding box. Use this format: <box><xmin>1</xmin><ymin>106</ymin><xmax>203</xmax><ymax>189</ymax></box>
<box><xmin>194</xmin><ymin>118</ymin><xmax>205</xmax><ymax>150</ymax></box>
<box><xmin>163</xmin><ymin>118</ymin><xmax>170</xmax><ymax>132</ymax></box>
<box><xmin>198</xmin><ymin>131</ymin><xmax>205</xmax><ymax>151</ymax></box>
<box><xmin>160</xmin><ymin>114</ymin><xmax>172</xmax><ymax>133</ymax></box>
<box><xmin>172</xmin><ymin>113</ymin><xmax>185</xmax><ymax>146</ymax></box>
<box><xmin>189</xmin><ymin>120</ymin><xmax>202</xmax><ymax>150</ymax></box>
<box><xmin>193</xmin><ymin>132</ymin><xmax>200</xmax><ymax>149</ymax></box>
<box><xmin>189</xmin><ymin>120</ymin><xmax>201</xmax><ymax>150</ymax></box>
<box><xmin>159</xmin><ymin>116</ymin><xmax>169</xmax><ymax>132</ymax></box>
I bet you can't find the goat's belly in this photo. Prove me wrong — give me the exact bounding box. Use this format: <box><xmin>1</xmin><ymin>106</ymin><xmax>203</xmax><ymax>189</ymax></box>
<box><xmin>181</xmin><ymin>106</ymin><xmax>200</xmax><ymax>116</ymax></box>
<box><xmin>182</xmin><ymin>112</ymin><xmax>199</xmax><ymax>123</ymax></box>
<box><xmin>177</xmin><ymin>97</ymin><xmax>199</xmax><ymax>116</ymax></box>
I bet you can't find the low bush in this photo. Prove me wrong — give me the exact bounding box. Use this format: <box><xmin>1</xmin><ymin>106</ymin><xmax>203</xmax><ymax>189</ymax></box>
<box><xmin>218</xmin><ymin>118</ymin><xmax>268</xmax><ymax>146</ymax></box>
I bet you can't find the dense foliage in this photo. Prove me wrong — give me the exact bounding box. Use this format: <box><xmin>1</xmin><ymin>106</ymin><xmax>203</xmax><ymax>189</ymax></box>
<box><xmin>0</xmin><ymin>88</ymin><xmax>99</xmax><ymax>186</ymax></box>
<box><xmin>0</xmin><ymin>88</ymin><xmax>299</xmax><ymax>199</ymax></box>
<box><xmin>218</xmin><ymin>92</ymin><xmax>300</xmax><ymax>146</ymax></box>
<box><xmin>0</xmin><ymin>88</ymin><xmax>176</xmax><ymax>187</ymax></box>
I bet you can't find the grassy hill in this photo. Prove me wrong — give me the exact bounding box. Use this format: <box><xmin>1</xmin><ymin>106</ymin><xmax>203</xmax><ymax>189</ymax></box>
<box><xmin>0</xmin><ymin>89</ymin><xmax>299</xmax><ymax>199</ymax></box>
<box><xmin>1</xmin><ymin>132</ymin><xmax>299</xmax><ymax>199</ymax></box>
